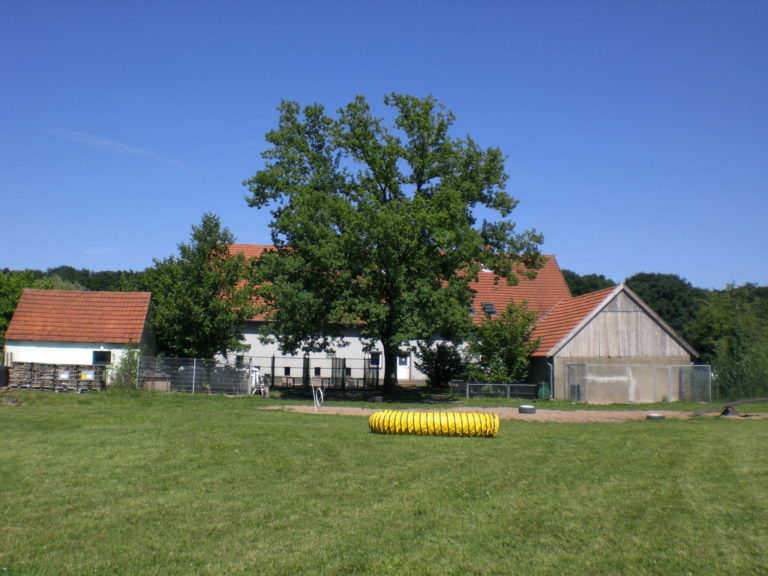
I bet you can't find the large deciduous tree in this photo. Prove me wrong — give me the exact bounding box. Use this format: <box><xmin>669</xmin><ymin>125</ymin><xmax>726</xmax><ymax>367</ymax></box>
<box><xmin>244</xmin><ymin>94</ymin><xmax>543</xmax><ymax>392</ymax></box>
<box><xmin>143</xmin><ymin>213</ymin><xmax>257</xmax><ymax>359</ymax></box>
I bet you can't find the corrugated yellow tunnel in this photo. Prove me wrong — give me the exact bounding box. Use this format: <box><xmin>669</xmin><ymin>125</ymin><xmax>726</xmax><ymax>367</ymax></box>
<box><xmin>368</xmin><ymin>410</ymin><xmax>499</xmax><ymax>437</ymax></box>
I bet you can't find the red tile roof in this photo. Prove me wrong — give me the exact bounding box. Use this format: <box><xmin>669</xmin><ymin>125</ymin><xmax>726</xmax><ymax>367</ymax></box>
<box><xmin>469</xmin><ymin>256</ymin><xmax>572</xmax><ymax>324</ymax></box>
<box><xmin>529</xmin><ymin>285</ymin><xmax>618</xmax><ymax>356</ymax></box>
<box><xmin>228</xmin><ymin>244</ymin><xmax>272</xmax><ymax>260</ymax></box>
<box><xmin>6</xmin><ymin>289</ymin><xmax>151</xmax><ymax>345</ymax></box>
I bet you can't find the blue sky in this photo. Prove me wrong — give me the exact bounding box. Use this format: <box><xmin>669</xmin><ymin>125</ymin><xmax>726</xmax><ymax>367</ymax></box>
<box><xmin>1</xmin><ymin>0</ymin><xmax>766</xmax><ymax>290</ymax></box>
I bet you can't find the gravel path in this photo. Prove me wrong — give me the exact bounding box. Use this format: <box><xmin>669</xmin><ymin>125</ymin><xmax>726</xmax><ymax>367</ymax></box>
<box><xmin>261</xmin><ymin>405</ymin><xmax>701</xmax><ymax>422</ymax></box>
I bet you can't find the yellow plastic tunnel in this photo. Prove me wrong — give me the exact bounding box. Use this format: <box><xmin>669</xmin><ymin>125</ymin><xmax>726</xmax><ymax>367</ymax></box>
<box><xmin>368</xmin><ymin>410</ymin><xmax>499</xmax><ymax>437</ymax></box>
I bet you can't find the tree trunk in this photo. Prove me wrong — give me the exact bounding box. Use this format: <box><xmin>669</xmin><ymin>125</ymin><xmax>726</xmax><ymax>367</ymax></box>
<box><xmin>382</xmin><ymin>345</ymin><xmax>399</xmax><ymax>394</ymax></box>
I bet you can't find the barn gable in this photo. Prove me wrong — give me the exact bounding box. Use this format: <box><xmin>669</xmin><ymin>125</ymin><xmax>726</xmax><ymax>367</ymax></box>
<box><xmin>532</xmin><ymin>284</ymin><xmax>696</xmax><ymax>359</ymax></box>
<box><xmin>529</xmin><ymin>284</ymin><xmax>703</xmax><ymax>402</ymax></box>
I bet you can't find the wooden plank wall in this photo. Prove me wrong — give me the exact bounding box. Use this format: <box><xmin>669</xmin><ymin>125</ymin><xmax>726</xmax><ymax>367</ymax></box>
<box><xmin>558</xmin><ymin>292</ymin><xmax>689</xmax><ymax>358</ymax></box>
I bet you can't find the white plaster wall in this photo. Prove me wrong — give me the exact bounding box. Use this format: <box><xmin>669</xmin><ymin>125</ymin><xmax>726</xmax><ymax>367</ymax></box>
<box><xmin>5</xmin><ymin>341</ymin><xmax>131</xmax><ymax>366</ymax></box>
<box><xmin>237</xmin><ymin>323</ymin><xmax>427</xmax><ymax>382</ymax></box>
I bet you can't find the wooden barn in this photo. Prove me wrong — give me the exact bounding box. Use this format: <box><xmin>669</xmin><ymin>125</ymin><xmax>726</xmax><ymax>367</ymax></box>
<box><xmin>528</xmin><ymin>284</ymin><xmax>706</xmax><ymax>403</ymax></box>
<box><xmin>3</xmin><ymin>289</ymin><xmax>154</xmax><ymax>390</ymax></box>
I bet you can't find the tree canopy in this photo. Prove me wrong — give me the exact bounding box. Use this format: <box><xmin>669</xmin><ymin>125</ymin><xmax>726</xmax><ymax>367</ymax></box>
<box><xmin>625</xmin><ymin>272</ymin><xmax>707</xmax><ymax>343</ymax></box>
<box><xmin>561</xmin><ymin>269</ymin><xmax>615</xmax><ymax>297</ymax></box>
<box><xmin>244</xmin><ymin>94</ymin><xmax>544</xmax><ymax>391</ymax></box>
<box><xmin>138</xmin><ymin>213</ymin><xmax>257</xmax><ymax>359</ymax></box>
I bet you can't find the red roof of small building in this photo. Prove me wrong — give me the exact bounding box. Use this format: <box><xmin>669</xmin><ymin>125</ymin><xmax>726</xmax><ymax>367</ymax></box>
<box><xmin>6</xmin><ymin>289</ymin><xmax>151</xmax><ymax>345</ymax></box>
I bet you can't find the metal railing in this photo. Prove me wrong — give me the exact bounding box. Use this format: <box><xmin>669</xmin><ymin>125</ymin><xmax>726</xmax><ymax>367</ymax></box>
<box><xmin>450</xmin><ymin>380</ymin><xmax>539</xmax><ymax>400</ymax></box>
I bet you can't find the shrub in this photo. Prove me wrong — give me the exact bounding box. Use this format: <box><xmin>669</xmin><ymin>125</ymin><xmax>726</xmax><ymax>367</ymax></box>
<box><xmin>414</xmin><ymin>341</ymin><xmax>466</xmax><ymax>387</ymax></box>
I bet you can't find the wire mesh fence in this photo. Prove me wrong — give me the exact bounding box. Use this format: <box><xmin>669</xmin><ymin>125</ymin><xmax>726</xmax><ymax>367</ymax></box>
<box><xmin>137</xmin><ymin>357</ymin><xmax>251</xmax><ymax>395</ymax></box>
<box><xmin>137</xmin><ymin>354</ymin><xmax>382</xmax><ymax>395</ymax></box>
<box><xmin>565</xmin><ymin>363</ymin><xmax>711</xmax><ymax>403</ymax></box>
<box><xmin>449</xmin><ymin>381</ymin><xmax>540</xmax><ymax>400</ymax></box>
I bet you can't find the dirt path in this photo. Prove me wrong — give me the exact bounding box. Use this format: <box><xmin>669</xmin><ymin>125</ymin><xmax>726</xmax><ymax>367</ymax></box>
<box><xmin>261</xmin><ymin>405</ymin><xmax>704</xmax><ymax>423</ymax></box>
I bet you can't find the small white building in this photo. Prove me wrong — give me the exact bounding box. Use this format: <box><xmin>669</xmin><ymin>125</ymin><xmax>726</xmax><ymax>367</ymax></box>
<box><xmin>4</xmin><ymin>289</ymin><xmax>154</xmax><ymax>389</ymax></box>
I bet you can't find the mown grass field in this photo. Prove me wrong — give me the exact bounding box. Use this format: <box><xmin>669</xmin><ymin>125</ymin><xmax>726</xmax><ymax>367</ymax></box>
<box><xmin>1</xmin><ymin>391</ymin><xmax>766</xmax><ymax>575</ymax></box>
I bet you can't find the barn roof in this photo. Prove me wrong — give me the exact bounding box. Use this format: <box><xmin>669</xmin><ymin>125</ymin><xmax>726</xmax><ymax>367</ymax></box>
<box><xmin>530</xmin><ymin>284</ymin><xmax>698</xmax><ymax>357</ymax></box>
<box><xmin>530</xmin><ymin>285</ymin><xmax>617</xmax><ymax>356</ymax></box>
<box><xmin>6</xmin><ymin>289</ymin><xmax>151</xmax><ymax>345</ymax></box>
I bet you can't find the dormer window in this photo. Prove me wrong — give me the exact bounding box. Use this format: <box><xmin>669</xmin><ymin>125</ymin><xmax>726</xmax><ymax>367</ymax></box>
<box><xmin>481</xmin><ymin>302</ymin><xmax>497</xmax><ymax>315</ymax></box>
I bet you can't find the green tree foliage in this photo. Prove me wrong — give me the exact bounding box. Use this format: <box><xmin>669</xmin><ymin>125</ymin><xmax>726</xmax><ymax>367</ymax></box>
<box><xmin>414</xmin><ymin>341</ymin><xmax>466</xmax><ymax>387</ymax></box>
<box><xmin>713</xmin><ymin>340</ymin><xmax>768</xmax><ymax>400</ymax></box>
<box><xmin>625</xmin><ymin>272</ymin><xmax>707</xmax><ymax>343</ymax></box>
<box><xmin>32</xmin><ymin>274</ymin><xmax>86</xmax><ymax>291</ymax></box>
<box><xmin>464</xmin><ymin>302</ymin><xmax>540</xmax><ymax>383</ymax></box>
<box><xmin>108</xmin><ymin>347</ymin><xmax>140</xmax><ymax>392</ymax></box>
<box><xmin>561</xmin><ymin>269</ymin><xmax>615</xmax><ymax>296</ymax></box>
<box><xmin>0</xmin><ymin>270</ymin><xmax>36</xmax><ymax>347</ymax></box>
<box><xmin>46</xmin><ymin>266</ymin><xmax>141</xmax><ymax>291</ymax></box>
<box><xmin>141</xmin><ymin>213</ymin><xmax>257</xmax><ymax>359</ymax></box>
<box><xmin>692</xmin><ymin>283</ymin><xmax>768</xmax><ymax>364</ymax></box>
<box><xmin>244</xmin><ymin>94</ymin><xmax>544</xmax><ymax>392</ymax></box>
<box><xmin>691</xmin><ymin>283</ymin><xmax>768</xmax><ymax>399</ymax></box>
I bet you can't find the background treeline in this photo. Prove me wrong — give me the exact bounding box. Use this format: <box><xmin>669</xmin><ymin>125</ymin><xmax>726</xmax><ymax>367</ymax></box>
<box><xmin>2</xmin><ymin>264</ymin><xmax>767</xmax><ymax>400</ymax></box>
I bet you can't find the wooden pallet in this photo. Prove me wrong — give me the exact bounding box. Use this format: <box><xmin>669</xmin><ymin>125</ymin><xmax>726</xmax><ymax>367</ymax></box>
<box><xmin>9</xmin><ymin>363</ymin><xmax>106</xmax><ymax>391</ymax></box>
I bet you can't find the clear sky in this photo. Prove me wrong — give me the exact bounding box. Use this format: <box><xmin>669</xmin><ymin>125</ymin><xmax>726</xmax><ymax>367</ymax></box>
<box><xmin>2</xmin><ymin>0</ymin><xmax>766</xmax><ymax>290</ymax></box>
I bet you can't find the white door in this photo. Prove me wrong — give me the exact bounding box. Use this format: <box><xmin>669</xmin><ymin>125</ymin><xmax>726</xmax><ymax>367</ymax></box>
<box><xmin>397</xmin><ymin>353</ymin><xmax>411</xmax><ymax>382</ymax></box>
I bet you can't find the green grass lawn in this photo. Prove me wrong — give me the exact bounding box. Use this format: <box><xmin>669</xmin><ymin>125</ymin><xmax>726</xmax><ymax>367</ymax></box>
<box><xmin>1</xmin><ymin>391</ymin><xmax>766</xmax><ymax>575</ymax></box>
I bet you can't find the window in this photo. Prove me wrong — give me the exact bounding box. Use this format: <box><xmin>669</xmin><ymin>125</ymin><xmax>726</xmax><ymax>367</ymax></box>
<box><xmin>369</xmin><ymin>352</ymin><xmax>381</xmax><ymax>367</ymax></box>
<box><xmin>481</xmin><ymin>302</ymin><xmax>497</xmax><ymax>315</ymax></box>
<box><xmin>283</xmin><ymin>367</ymin><xmax>291</xmax><ymax>376</ymax></box>
<box><xmin>92</xmin><ymin>351</ymin><xmax>111</xmax><ymax>365</ymax></box>
<box><xmin>314</xmin><ymin>367</ymin><xmax>321</xmax><ymax>377</ymax></box>
<box><xmin>398</xmin><ymin>355</ymin><xmax>410</xmax><ymax>367</ymax></box>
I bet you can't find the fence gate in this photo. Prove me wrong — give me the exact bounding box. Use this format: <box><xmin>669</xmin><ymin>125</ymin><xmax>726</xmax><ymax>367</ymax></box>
<box><xmin>679</xmin><ymin>365</ymin><xmax>712</xmax><ymax>403</ymax></box>
<box><xmin>566</xmin><ymin>364</ymin><xmax>586</xmax><ymax>401</ymax></box>
<box><xmin>331</xmin><ymin>357</ymin><xmax>346</xmax><ymax>389</ymax></box>
<box><xmin>363</xmin><ymin>357</ymin><xmax>380</xmax><ymax>387</ymax></box>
